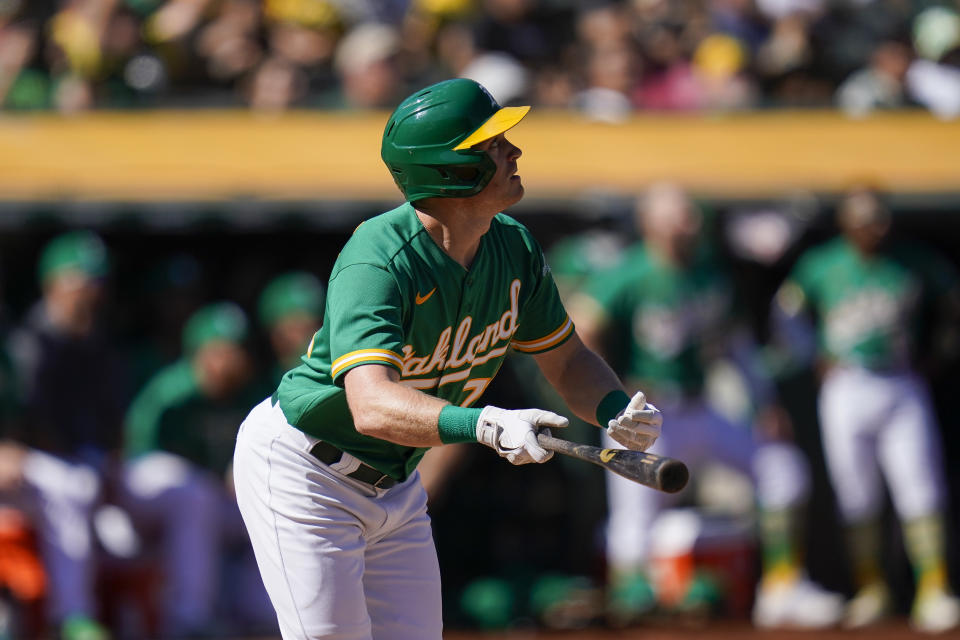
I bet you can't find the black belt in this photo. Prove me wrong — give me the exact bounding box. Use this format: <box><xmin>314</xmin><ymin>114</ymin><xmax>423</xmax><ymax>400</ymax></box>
<box><xmin>310</xmin><ymin>440</ymin><xmax>397</xmax><ymax>489</ymax></box>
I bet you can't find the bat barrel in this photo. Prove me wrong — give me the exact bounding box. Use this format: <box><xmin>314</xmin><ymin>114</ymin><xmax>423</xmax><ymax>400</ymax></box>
<box><xmin>537</xmin><ymin>433</ymin><xmax>689</xmax><ymax>494</ymax></box>
<box><xmin>655</xmin><ymin>459</ymin><xmax>689</xmax><ymax>494</ymax></box>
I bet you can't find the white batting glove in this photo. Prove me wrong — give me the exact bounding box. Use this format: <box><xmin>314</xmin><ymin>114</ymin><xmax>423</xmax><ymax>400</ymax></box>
<box><xmin>606</xmin><ymin>391</ymin><xmax>662</xmax><ymax>451</ymax></box>
<box><xmin>476</xmin><ymin>406</ymin><xmax>569</xmax><ymax>465</ymax></box>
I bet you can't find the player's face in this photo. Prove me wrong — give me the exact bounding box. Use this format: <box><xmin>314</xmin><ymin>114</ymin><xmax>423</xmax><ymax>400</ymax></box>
<box><xmin>839</xmin><ymin>193</ymin><xmax>890</xmax><ymax>253</ymax></box>
<box><xmin>272</xmin><ymin>313</ymin><xmax>320</xmax><ymax>366</ymax></box>
<box><xmin>846</xmin><ymin>219</ymin><xmax>890</xmax><ymax>254</ymax></box>
<box><xmin>474</xmin><ymin>133</ymin><xmax>524</xmax><ymax>209</ymax></box>
<box><xmin>44</xmin><ymin>271</ymin><xmax>105</xmax><ymax>337</ymax></box>
<box><xmin>194</xmin><ymin>341</ymin><xmax>252</xmax><ymax>400</ymax></box>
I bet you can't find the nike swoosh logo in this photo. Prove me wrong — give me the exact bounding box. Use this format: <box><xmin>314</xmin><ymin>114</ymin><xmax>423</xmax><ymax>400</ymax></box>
<box><xmin>415</xmin><ymin>288</ymin><xmax>437</xmax><ymax>305</ymax></box>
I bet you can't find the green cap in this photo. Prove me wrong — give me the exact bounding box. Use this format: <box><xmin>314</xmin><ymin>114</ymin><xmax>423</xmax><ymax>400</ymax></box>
<box><xmin>258</xmin><ymin>272</ymin><xmax>325</xmax><ymax>328</ymax></box>
<box><xmin>182</xmin><ymin>302</ymin><xmax>249</xmax><ymax>354</ymax></box>
<box><xmin>38</xmin><ymin>231</ymin><xmax>110</xmax><ymax>284</ymax></box>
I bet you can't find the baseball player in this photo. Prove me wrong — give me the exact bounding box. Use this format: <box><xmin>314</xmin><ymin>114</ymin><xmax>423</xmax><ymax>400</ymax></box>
<box><xmin>123</xmin><ymin>302</ymin><xmax>273</xmax><ymax>637</ymax></box>
<box><xmin>772</xmin><ymin>187</ymin><xmax>960</xmax><ymax>632</ymax></box>
<box><xmin>258</xmin><ymin>271</ymin><xmax>326</xmax><ymax>377</ymax></box>
<box><xmin>5</xmin><ymin>231</ymin><xmax>125</xmax><ymax>640</ymax></box>
<box><xmin>232</xmin><ymin>78</ymin><xmax>663</xmax><ymax>640</ymax></box>
<box><xmin>573</xmin><ymin>183</ymin><xmax>843</xmax><ymax>628</ymax></box>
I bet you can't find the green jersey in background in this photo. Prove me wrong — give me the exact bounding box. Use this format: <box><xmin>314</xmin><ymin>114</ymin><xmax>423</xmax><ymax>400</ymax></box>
<box><xmin>779</xmin><ymin>238</ymin><xmax>958</xmax><ymax>371</ymax></box>
<box><xmin>588</xmin><ymin>244</ymin><xmax>732</xmax><ymax>398</ymax></box>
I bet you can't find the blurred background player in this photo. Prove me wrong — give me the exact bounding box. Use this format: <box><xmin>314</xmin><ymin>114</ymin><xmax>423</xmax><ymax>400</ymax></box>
<box><xmin>4</xmin><ymin>230</ymin><xmax>127</xmax><ymax>640</ymax></box>
<box><xmin>573</xmin><ymin>182</ymin><xmax>843</xmax><ymax>628</ymax></box>
<box><xmin>257</xmin><ymin>270</ymin><xmax>325</xmax><ymax>380</ymax></box>
<box><xmin>122</xmin><ymin>301</ymin><xmax>274</xmax><ymax>638</ymax></box>
<box><xmin>771</xmin><ymin>186</ymin><xmax>960</xmax><ymax>632</ymax></box>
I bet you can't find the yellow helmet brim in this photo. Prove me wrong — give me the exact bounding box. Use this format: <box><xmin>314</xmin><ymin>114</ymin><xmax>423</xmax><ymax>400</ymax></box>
<box><xmin>452</xmin><ymin>105</ymin><xmax>531</xmax><ymax>151</ymax></box>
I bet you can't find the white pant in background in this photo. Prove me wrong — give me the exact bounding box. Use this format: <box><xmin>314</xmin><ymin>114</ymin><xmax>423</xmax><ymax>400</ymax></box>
<box><xmin>605</xmin><ymin>399</ymin><xmax>810</xmax><ymax>571</ymax></box>
<box><xmin>233</xmin><ymin>398</ymin><xmax>442</xmax><ymax>640</ymax></box>
<box><xmin>15</xmin><ymin>451</ymin><xmax>101</xmax><ymax>623</ymax></box>
<box><xmin>122</xmin><ymin>450</ymin><xmax>275</xmax><ymax>637</ymax></box>
<box><xmin>818</xmin><ymin>367</ymin><xmax>945</xmax><ymax>523</ymax></box>
<box><xmin>122</xmin><ymin>452</ymin><xmax>224</xmax><ymax>636</ymax></box>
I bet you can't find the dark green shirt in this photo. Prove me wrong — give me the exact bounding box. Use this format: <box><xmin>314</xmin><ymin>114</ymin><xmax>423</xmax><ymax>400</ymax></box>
<box><xmin>126</xmin><ymin>359</ymin><xmax>265</xmax><ymax>475</ymax></box>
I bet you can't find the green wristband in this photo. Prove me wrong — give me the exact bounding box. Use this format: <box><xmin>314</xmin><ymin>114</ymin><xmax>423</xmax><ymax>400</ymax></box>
<box><xmin>596</xmin><ymin>389</ymin><xmax>630</xmax><ymax>426</ymax></box>
<box><xmin>437</xmin><ymin>406</ymin><xmax>483</xmax><ymax>444</ymax></box>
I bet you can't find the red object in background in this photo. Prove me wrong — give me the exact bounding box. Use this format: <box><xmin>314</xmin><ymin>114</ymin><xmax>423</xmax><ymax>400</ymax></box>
<box><xmin>0</xmin><ymin>507</ymin><xmax>45</xmax><ymax>602</ymax></box>
<box><xmin>695</xmin><ymin>535</ymin><xmax>757</xmax><ymax>616</ymax></box>
<box><xmin>648</xmin><ymin>509</ymin><xmax>757</xmax><ymax>617</ymax></box>
<box><xmin>0</xmin><ymin>506</ymin><xmax>47</xmax><ymax>636</ymax></box>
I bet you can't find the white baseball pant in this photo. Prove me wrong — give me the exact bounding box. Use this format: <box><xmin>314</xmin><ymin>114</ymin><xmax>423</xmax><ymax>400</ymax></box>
<box><xmin>233</xmin><ymin>398</ymin><xmax>442</xmax><ymax>640</ymax></box>
<box><xmin>15</xmin><ymin>451</ymin><xmax>100</xmax><ymax>623</ymax></box>
<box><xmin>818</xmin><ymin>366</ymin><xmax>945</xmax><ymax>523</ymax></box>
<box><xmin>121</xmin><ymin>452</ymin><xmax>227</xmax><ymax>636</ymax></box>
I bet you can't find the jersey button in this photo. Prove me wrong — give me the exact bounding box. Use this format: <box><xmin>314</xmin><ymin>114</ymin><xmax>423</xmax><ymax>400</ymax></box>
<box><xmin>466</xmin><ymin>278</ymin><xmax>474</xmax><ymax>286</ymax></box>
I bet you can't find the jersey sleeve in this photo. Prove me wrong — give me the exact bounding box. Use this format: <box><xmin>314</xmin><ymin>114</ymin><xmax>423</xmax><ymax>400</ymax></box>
<box><xmin>510</xmin><ymin>244</ymin><xmax>574</xmax><ymax>354</ymax></box>
<box><xmin>124</xmin><ymin>388</ymin><xmax>164</xmax><ymax>458</ymax></box>
<box><xmin>124</xmin><ymin>362</ymin><xmax>194</xmax><ymax>458</ymax></box>
<box><xmin>327</xmin><ymin>263</ymin><xmax>406</xmax><ymax>384</ymax></box>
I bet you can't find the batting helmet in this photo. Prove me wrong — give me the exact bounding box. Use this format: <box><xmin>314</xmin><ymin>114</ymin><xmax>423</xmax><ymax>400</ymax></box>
<box><xmin>380</xmin><ymin>78</ymin><xmax>530</xmax><ymax>202</ymax></box>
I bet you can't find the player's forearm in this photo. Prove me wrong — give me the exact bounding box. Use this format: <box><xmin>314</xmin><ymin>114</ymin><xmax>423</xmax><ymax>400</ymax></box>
<box><xmin>562</xmin><ymin>351</ymin><xmax>627</xmax><ymax>426</ymax></box>
<box><xmin>349</xmin><ymin>379</ymin><xmax>448</xmax><ymax>447</ymax></box>
<box><xmin>535</xmin><ymin>336</ymin><xmax>625</xmax><ymax>426</ymax></box>
<box><xmin>723</xmin><ymin>326</ymin><xmax>776</xmax><ymax>408</ymax></box>
<box><xmin>344</xmin><ymin>365</ymin><xmax>453</xmax><ymax>447</ymax></box>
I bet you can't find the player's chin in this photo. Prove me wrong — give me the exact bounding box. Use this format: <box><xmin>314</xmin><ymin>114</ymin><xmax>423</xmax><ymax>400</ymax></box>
<box><xmin>507</xmin><ymin>181</ymin><xmax>524</xmax><ymax>205</ymax></box>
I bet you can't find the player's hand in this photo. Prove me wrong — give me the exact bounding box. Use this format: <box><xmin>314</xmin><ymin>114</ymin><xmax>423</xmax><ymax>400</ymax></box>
<box><xmin>606</xmin><ymin>391</ymin><xmax>662</xmax><ymax>451</ymax></box>
<box><xmin>476</xmin><ymin>406</ymin><xmax>568</xmax><ymax>465</ymax></box>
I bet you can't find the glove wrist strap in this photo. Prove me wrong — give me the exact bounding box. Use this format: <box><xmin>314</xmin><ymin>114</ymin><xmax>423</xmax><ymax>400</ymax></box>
<box><xmin>437</xmin><ymin>406</ymin><xmax>483</xmax><ymax>444</ymax></box>
<box><xmin>596</xmin><ymin>389</ymin><xmax>631</xmax><ymax>426</ymax></box>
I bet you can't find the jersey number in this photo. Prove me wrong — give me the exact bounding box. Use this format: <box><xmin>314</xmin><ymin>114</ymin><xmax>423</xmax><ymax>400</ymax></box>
<box><xmin>460</xmin><ymin>378</ymin><xmax>491</xmax><ymax>407</ymax></box>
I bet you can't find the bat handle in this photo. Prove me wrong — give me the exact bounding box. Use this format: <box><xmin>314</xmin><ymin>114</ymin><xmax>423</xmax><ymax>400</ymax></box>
<box><xmin>537</xmin><ymin>432</ymin><xmax>576</xmax><ymax>454</ymax></box>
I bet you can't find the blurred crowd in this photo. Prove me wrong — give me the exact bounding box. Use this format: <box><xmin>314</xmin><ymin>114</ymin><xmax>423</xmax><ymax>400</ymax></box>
<box><xmin>0</xmin><ymin>183</ymin><xmax>957</xmax><ymax>639</ymax></box>
<box><xmin>1</xmin><ymin>0</ymin><xmax>959</xmax><ymax>117</ymax></box>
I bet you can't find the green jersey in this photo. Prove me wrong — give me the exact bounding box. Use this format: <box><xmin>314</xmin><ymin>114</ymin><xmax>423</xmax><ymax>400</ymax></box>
<box><xmin>276</xmin><ymin>203</ymin><xmax>573</xmax><ymax>481</ymax></box>
<box><xmin>546</xmin><ymin>230</ymin><xmax>628</xmax><ymax>302</ymax></box>
<box><xmin>126</xmin><ymin>359</ymin><xmax>267</xmax><ymax>474</ymax></box>
<box><xmin>780</xmin><ymin>238</ymin><xmax>958</xmax><ymax>370</ymax></box>
<box><xmin>589</xmin><ymin>244</ymin><xmax>732</xmax><ymax>396</ymax></box>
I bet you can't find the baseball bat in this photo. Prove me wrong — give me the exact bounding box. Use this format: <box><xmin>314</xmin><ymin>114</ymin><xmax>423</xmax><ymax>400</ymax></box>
<box><xmin>537</xmin><ymin>433</ymin><xmax>689</xmax><ymax>494</ymax></box>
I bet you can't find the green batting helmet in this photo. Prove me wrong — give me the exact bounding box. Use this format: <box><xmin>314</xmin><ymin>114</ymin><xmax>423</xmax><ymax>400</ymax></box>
<box><xmin>380</xmin><ymin>78</ymin><xmax>530</xmax><ymax>202</ymax></box>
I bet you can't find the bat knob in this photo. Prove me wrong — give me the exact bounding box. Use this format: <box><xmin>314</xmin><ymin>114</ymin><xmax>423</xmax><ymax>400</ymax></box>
<box><xmin>658</xmin><ymin>460</ymin><xmax>689</xmax><ymax>494</ymax></box>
